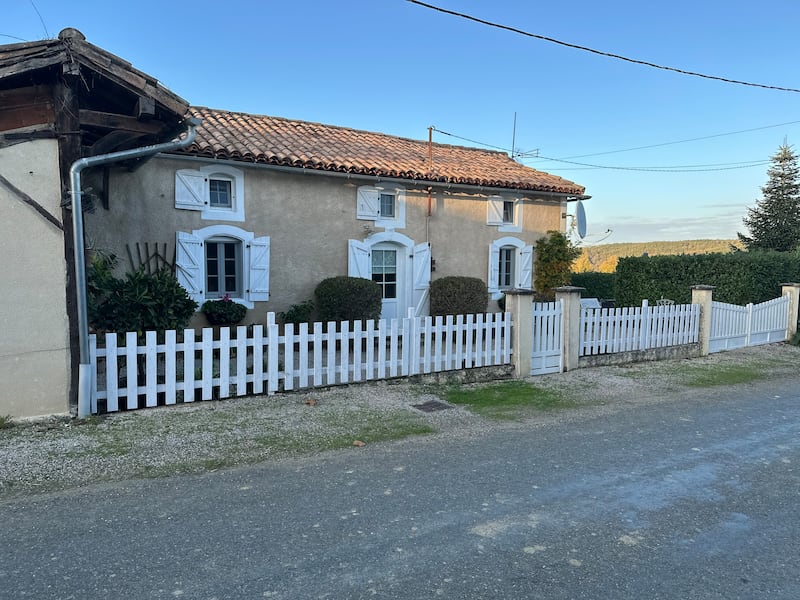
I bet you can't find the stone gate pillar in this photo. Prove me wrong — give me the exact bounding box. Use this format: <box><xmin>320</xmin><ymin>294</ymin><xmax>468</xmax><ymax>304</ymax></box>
<box><xmin>691</xmin><ymin>285</ymin><xmax>715</xmax><ymax>356</ymax></box>
<box><xmin>555</xmin><ymin>286</ymin><xmax>584</xmax><ymax>372</ymax></box>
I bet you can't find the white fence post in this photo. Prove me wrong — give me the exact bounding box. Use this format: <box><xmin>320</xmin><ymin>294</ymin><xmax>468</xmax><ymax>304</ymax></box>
<box><xmin>555</xmin><ymin>286</ymin><xmax>584</xmax><ymax>372</ymax></box>
<box><xmin>691</xmin><ymin>285</ymin><xmax>715</xmax><ymax>356</ymax></box>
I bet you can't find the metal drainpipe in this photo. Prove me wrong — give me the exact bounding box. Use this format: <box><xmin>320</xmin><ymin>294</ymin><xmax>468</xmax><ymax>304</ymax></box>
<box><xmin>70</xmin><ymin>117</ymin><xmax>201</xmax><ymax>418</ymax></box>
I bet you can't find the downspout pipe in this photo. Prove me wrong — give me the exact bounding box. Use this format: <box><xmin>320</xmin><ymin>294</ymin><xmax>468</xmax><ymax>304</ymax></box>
<box><xmin>70</xmin><ymin>117</ymin><xmax>200</xmax><ymax>418</ymax></box>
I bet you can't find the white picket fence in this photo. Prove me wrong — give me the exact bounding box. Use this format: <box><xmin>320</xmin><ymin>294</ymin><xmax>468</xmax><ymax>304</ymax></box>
<box><xmin>89</xmin><ymin>311</ymin><xmax>512</xmax><ymax>414</ymax></box>
<box><xmin>579</xmin><ymin>300</ymin><xmax>700</xmax><ymax>356</ymax></box>
<box><xmin>709</xmin><ymin>296</ymin><xmax>789</xmax><ymax>353</ymax></box>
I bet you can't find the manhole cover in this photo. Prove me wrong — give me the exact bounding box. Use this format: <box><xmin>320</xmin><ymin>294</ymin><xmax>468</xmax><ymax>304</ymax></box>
<box><xmin>411</xmin><ymin>400</ymin><xmax>454</xmax><ymax>413</ymax></box>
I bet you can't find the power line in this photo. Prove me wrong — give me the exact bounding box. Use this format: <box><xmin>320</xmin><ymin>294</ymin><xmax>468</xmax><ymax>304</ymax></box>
<box><xmin>431</xmin><ymin>126</ymin><xmax>771</xmax><ymax>172</ymax></box>
<box><xmin>554</xmin><ymin>120</ymin><xmax>800</xmax><ymax>160</ymax></box>
<box><xmin>528</xmin><ymin>155</ymin><xmax>770</xmax><ymax>173</ymax></box>
<box><xmin>407</xmin><ymin>0</ymin><xmax>800</xmax><ymax>94</ymax></box>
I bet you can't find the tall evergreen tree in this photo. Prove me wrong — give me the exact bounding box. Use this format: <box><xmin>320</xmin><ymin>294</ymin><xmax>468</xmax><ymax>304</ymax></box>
<box><xmin>738</xmin><ymin>143</ymin><xmax>800</xmax><ymax>251</ymax></box>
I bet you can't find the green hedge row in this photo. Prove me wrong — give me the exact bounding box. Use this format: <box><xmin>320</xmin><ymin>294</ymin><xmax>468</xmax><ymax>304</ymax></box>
<box><xmin>614</xmin><ymin>252</ymin><xmax>800</xmax><ymax>306</ymax></box>
<box><xmin>570</xmin><ymin>272</ymin><xmax>616</xmax><ymax>299</ymax></box>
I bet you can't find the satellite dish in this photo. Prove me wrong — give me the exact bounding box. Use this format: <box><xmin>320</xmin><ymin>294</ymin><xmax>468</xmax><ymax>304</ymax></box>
<box><xmin>576</xmin><ymin>200</ymin><xmax>587</xmax><ymax>239</ymax></box>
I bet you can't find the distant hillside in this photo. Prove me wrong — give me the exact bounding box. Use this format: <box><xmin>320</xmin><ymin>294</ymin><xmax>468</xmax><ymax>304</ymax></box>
<box><xmin>573</xmin><ymin>239</ymin><xmax>741</xmax><ymax>273</ymax></box>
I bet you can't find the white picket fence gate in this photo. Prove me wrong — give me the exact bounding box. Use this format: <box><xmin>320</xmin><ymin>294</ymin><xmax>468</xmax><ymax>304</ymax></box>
<box><xmin>89</xmin><ymin>311</ymin><xmax>512</xmax><ymax>414</ymax></box>
<box><xmin>580</xmin><ymin>300</ymin><xmax>700</xmax><ymax>356</ymax></box>
<box><xmin>531</xmin><ymin>301</ymin><xmax>564</xmax><ymax>375</ymax></box>
<box><xmin>709</xmin><ymin>296</ymin><xmax>789</xmax><ymax>353</ymax></box>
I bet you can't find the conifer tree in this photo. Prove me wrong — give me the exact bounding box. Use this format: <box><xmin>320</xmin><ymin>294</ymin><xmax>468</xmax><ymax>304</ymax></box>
<box><xmin>738</xmin><ymin>143</ymin><xmax>800</xmax><ymax>251</ymax></box>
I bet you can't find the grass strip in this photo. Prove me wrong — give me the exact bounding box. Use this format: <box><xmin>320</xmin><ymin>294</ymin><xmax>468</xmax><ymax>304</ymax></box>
<box><xmin>444</xmin><ymin>381</ymin><xmax>575</xmax><ymax>421</ymax></box>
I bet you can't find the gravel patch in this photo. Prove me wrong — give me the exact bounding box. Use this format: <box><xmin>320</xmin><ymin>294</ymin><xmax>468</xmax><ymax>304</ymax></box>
<box><xmin>2</xmin><ymin>343</ymin><xmax>798</xmax><ymax>502</ymax></box>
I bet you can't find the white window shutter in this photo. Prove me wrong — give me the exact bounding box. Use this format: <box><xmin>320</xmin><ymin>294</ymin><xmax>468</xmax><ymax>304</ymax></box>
<box><xmin>356</xmin><ymin>186</ymin><xmax>380</xmax><ymax>220</ymax></box>
<box><xmin>175</xmin><ymin>169</ymin><xmax>207</xmax><ymax>210</ymax></box>
<box><xmin>348</xmin><ymin>239</ymin><xmax>371</xmax><ymax>279</ymax></box>
<box><xmin>175</xmin><ymin>231</ymin><xmax>204</xmax><ymax>302</ymax></box>
<box><xmin>518</xmin><ymin>245</ymin><xmax>533</xmax><ymax>290</ymax></box>
<box><xmin>412</xmin><ymin>242</ymin><xmax>431</xmax><ymax>316</ymax></box>
<box><xmin>487</xmin><ymin>195</ymin><xmax>504</xmax><ymax>225</ymax></box>
<box><xmin>487</xmin><ymin>243</ymin><xmax>500</xmax><ymax>292</ymax></box>
<box><xmin>247</xmin><ymin>236</ymin><xmax>270</xmax><ymax>302</ymax></box>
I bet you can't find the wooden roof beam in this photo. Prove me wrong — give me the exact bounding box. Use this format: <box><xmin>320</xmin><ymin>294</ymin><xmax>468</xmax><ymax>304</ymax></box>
<box><xmin>78</xmin><ymin>108</ymin><xmax>166</xmax><ymax>135</ymax></box>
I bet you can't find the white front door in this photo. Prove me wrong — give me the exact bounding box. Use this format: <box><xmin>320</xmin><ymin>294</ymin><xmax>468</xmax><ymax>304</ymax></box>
<box><xmin>348</xmin><ymin>234</ymin><xmax>429</xmax><ymax>320</ymax></box>
<box><xmin>371</xmin><ymin>243</ymin><xmax>404</xmax><ymax>320</ymax></box>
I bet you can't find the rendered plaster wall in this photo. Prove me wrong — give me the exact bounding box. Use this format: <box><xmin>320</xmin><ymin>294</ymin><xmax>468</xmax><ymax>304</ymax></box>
<box><xmin>85</xmin><ymin>155</ymin><xmax>566</xmax><ymax>320</ymax></box>
<box><xmin>0</xmin><ymin>139</ymin><xmax>70</xmax><ymax>418</ymax></box>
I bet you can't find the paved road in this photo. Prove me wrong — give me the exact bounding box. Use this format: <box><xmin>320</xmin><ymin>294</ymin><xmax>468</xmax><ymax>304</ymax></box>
<box><xmin>2</xmin><ymin>377</ymin><xmax>799</xmax><ymax>599</ymax></box>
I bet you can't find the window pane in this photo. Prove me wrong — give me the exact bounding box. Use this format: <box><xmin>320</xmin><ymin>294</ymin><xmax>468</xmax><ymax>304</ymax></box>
<box><xmin>380</xmin><ymin>193</ymin><xmax>395</xmax><ymax>218</ymax></box>
<box><xmin>499</xmin><ymin>246</ymin><xmax>515</xmax><ymax>289</ymax></box>
<box><xmin>503</xmin><ymin>201</ymin><xmax>514</xmax><ymax>224</ymax></box>
<box><xmin>206</xmin><ymin>239</ymin><xmax>241</xmax><ymax>298</ymax></box>
<box><xmin>209</xmin><ymin>179</ymin><xmax>232</xmax><ymax>208</ymax></box>
<box><xmin>371</xmin><ymin>248</ymin><xmax>397</xmax><ymax>299</ymax></box>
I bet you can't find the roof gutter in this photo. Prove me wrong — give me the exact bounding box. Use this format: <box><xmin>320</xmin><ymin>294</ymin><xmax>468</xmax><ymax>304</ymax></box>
<box><xmin>163</xmin><ymin>153</ymin><xmax>591</xmax><ymax>201</ymax></box>
<box><xmin>70</xmin><ymin>118</ymin><xmax>200</xmax><ymax>418</ymax></box>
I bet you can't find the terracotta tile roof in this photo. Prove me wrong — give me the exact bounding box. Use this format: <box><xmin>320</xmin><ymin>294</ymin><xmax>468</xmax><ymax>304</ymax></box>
<box><xmin>178</xmin><ymin>107</ymin><xmax>585</xmax><ymax>196</ymax></box>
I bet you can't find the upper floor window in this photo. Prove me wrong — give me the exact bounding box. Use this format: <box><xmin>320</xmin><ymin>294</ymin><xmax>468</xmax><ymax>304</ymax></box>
<box><xmin>487</xmin><ymin>195</ymin><xmax>522</xmax><ymax>232</ymax></box>
<box><xmin>175</xmin><ymin>164</ymin><xmax>245</xmax><ymax>222</ymax></box>
<box><xmin>380</xmin><ymin>193</ymin><xmax>396</xmax><ymax>219</ymax></box>
<box><xmin>356</xmin><ymin>184</ymin><xmax>406</xmax><ymax>230</ymax></box>
<box><xmin>209</xmin><ymin>178</ymin><xmax>233</xmax><ymax>209</ymax></box>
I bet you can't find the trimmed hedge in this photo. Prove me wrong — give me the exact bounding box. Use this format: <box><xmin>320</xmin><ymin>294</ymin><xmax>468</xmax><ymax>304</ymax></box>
<box><xmin>314</xmin><ymin>276</ymin><xmax>382</xmax><ymax>322</ymax></box>
<box><xmin>615</xmin><ymin>251</ymin><xmax>800</xmax><ymax>306</ymax></box>
<box><xmin>430</xmin><ymin>276</ymin><xmax>488</xmax><ymax>316</ymax></box>
<box><xmin>570</xmin><ymin>272</ymin><xmax>616</xmax><ymax>299</ymax></box>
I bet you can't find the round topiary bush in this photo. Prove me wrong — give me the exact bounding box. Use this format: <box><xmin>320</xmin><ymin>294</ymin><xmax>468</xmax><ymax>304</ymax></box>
<box><xmin>430</xmin><ymin>276</ymin><xmax>488</xmax><ymax>316</ymax></box>
<box><xmin>314</xmin><ymin>276</ymin><xmax>382</xmax><ymax>322</ymax></box>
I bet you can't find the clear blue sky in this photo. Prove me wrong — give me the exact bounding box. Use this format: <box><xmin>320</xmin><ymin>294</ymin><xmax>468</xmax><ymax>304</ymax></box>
<box><xmin>5</xmin><ymin>0</ymin><xmax>800</xmax><ymax>244</ymax></box>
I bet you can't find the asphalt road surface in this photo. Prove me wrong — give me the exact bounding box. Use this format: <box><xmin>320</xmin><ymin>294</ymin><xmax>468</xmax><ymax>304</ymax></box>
<box><xmin>2</xmin><ymin>377</ymin><xmax>799</xmax><ymax>599</ymax></box>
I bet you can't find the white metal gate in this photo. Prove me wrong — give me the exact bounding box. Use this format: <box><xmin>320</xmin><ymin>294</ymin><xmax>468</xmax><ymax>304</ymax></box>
<box><xmin>531</xmin><ymin>300</ymin><xmax>564</xmax><ymax>375</ymax></box>
<box><xmin>709</xmin><ymin>295</ymin><xmax>789</xmax><ymax>353</ymax></box>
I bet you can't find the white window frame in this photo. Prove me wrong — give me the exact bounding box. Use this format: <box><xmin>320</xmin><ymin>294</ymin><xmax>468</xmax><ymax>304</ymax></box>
<box><xmin>356</xmin><ymin>184</ymin><xmax>406</xmax><ymax>230</ymax></box>
<box><xmin>488</xmin><ymin>236</ymin><xmax>533</xmax><ymax>300</ymax></box>
<box><xmin>175</xmin><ymin>164</ymin><xmax>245</xmax><ymax>222</ymax></box>
<box><xmin>175</xmin><ymin>224</ymin><xmax>269</xmax><ymax>309</ymax></box>
<box><xmin>487</xmin><ymin>195</ymin><xmax>522</xmax><ymax>232</ymax></box>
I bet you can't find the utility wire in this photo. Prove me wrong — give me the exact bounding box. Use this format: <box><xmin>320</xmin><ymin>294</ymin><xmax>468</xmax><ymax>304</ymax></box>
<box><xmin>551</xmin><ymin>120</ymin><xmax>800</xmax><ymax>160</ymax></box>
<box><xmin>407</xmin><ymin>0</ymin><xmax>800</xmax><ymax>94</ymax></box>
<box><xmin>527</xmin><ymin>155</ymin><xmax>770</xmax><ymax>173</ymax></box>
<box><xmin>432</xmin><ymin>127</ymin><xmax>771</xmax><ymax>172</ymax></box>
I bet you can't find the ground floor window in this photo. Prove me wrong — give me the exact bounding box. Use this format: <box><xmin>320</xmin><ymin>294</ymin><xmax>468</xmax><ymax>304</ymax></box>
<box><xmin>205</xmin><ymin>238</ymin><xmax>241</xmax><ymax>298</ymax></box>
<box><xmin>498</xmin><ymin>246</ymin><xmax>515</xmax><ymax>290</ymax></box>
<box><xmin>176</xmin><ymin>225</ymin><xmax>270</xmax><ymax>308</ymax></box>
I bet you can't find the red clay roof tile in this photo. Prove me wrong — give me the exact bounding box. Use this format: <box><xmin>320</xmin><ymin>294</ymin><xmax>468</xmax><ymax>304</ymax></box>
<box><xmin>177</xmin><ymin>107</ymin><xmax>585</xmax><ymax>196</ymax></box>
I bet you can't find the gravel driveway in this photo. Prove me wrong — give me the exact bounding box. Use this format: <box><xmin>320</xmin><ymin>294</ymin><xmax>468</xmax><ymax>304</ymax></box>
<box><xmin>2</xmin><ymin>343</ymin><xmax>798</xmax><ymax>502</ymax></box>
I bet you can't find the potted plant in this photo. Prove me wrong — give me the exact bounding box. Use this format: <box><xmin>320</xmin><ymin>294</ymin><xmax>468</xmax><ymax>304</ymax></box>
<box><xmin>200</xmin><ymin>294</ymin><xmax>247</xmax><ymax>326</ymax></box>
